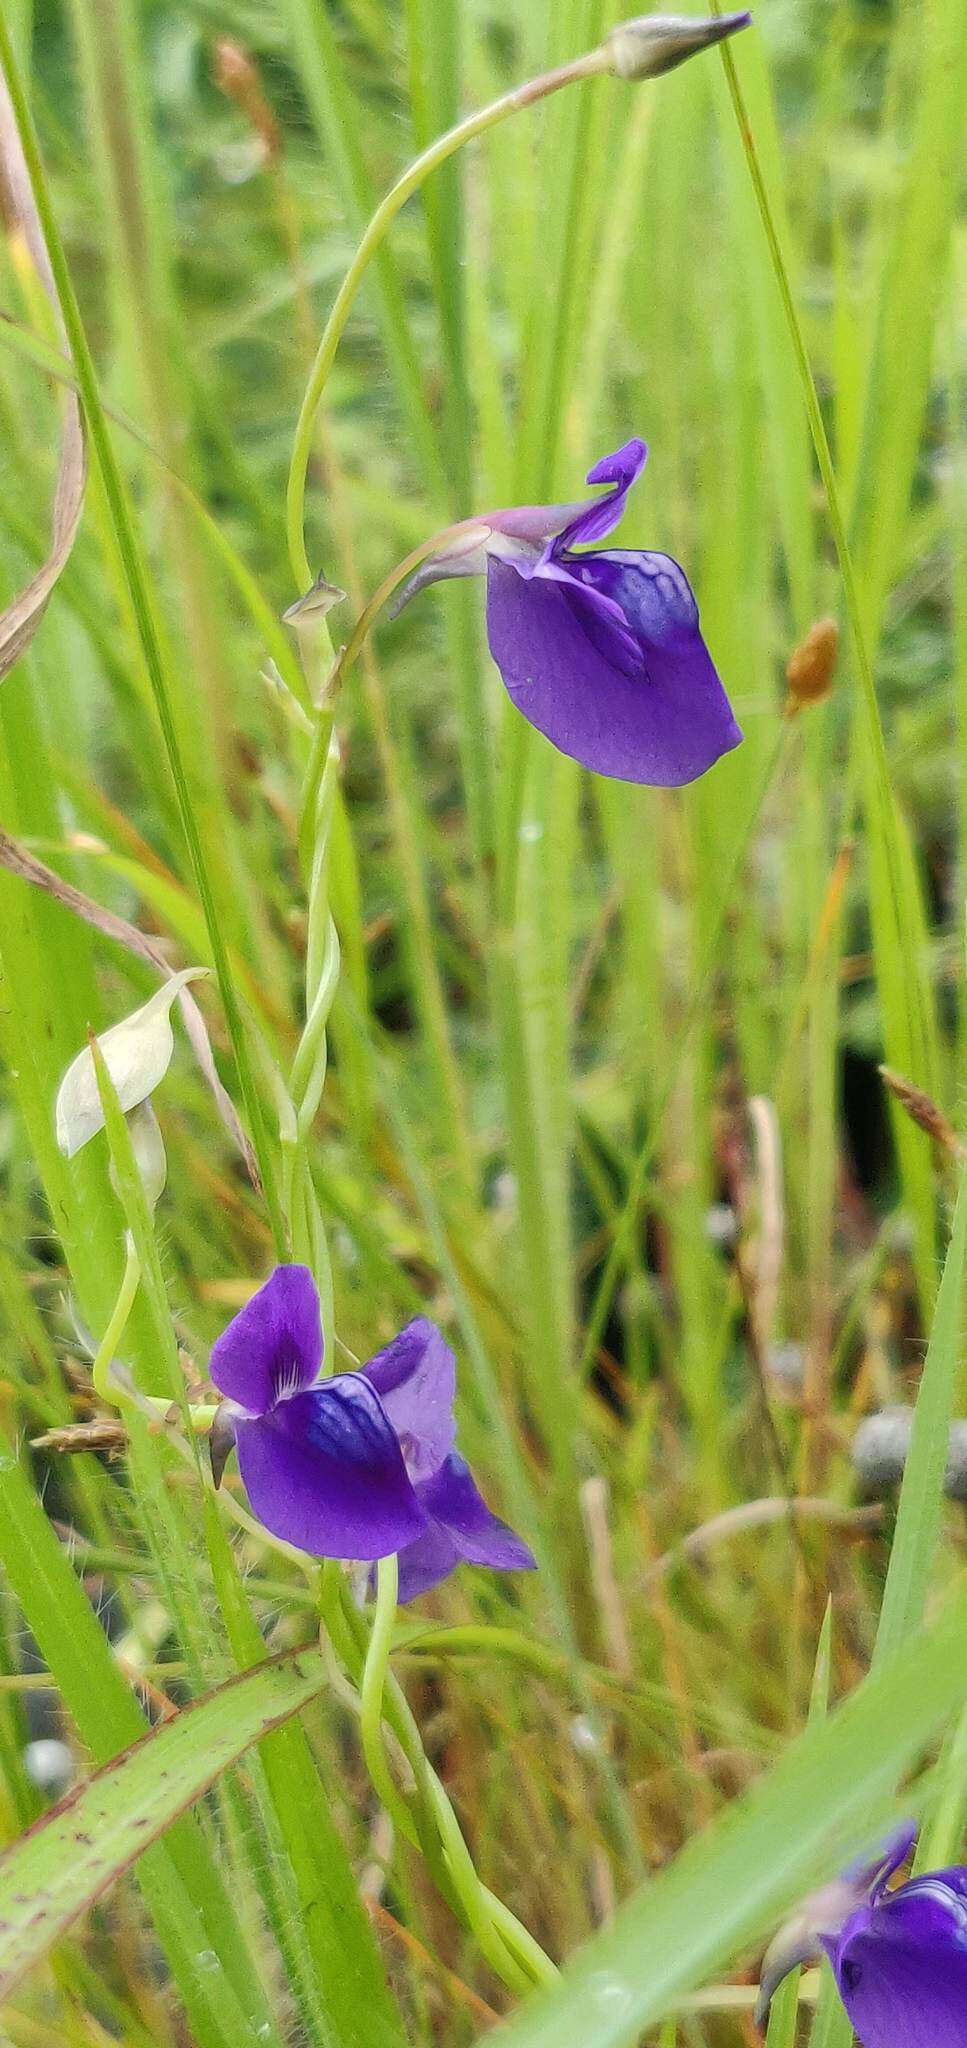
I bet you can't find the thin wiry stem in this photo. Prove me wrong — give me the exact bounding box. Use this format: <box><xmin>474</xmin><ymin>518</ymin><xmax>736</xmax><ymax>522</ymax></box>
<box><xmin>285</xmin><ymin>47</ymin><xmax>610</xmax><ymax>591</ymax></box>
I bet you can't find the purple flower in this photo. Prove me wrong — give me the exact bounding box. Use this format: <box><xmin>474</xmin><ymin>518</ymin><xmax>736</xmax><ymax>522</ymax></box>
<box><xmin>209</xmin><ymin>1267</ymin><xmax>535</xmax><ymax>1599</ymax></box>
<box><xmin>393</xmin><ymin>438</ymin><xmax>741</xmax><ymax>786</ymax></box>
<box><xmin>825</xmin><ymin>1837</ymin><xmax>967</xmax><ymax>2048</ymax></box>
<box><xmin>208</xmin><ymin>1265</ymin><xmax>425</xmax><ymax>1560</ymax></box>
<box><xmin>758</xmin><ymin>1823</ymin><xmax>967</xmax><ymax>2048</ymax></box>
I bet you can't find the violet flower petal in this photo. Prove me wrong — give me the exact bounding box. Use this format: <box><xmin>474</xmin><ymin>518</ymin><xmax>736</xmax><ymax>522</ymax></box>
<box><xmin>847</xmin><ymin>1820</ymin><xmax>919</xmax><ymax>1902</ymax></box>
<box><xmin>425</xmin><ymin>1452</ymin><xmax>535</xmax><ymax>1571</ymax></box>
<box><xmin>209</xmin><ymin>1264</ymin><xmax>322</xmax><ymax>1416</ymax></box>
<box><xmin>486</xmin><ymin>549</ymin><xmax>741</xmax><ymax>785</ymax></box>
<box><xmin>394</xmin><ymin>1453</ymin><xmax>536</xmax><ymax>1602</ymax></box>
<box><xmin>828</xmin><ymin>1879</ymin><xmax>967</xmax><ymax>2048</ymax></box>
<box><xmin>396</xmin><ymin>1521</ymin><xmax>463</xmax><ymax>1604</ymax></box>
<box><xmin>390</xmin><ymin>441</ymin><xmax>649</xmax><ymax>618</ymax></box>
<box><xmin>756</xmin><ymin>1823</ymin><xmax>918</xmax><ymax>2030</ymax></box>
<box><xmin>553</xmin><ymin>438</ymin><xmax>647</xmax><ymax>551</ymax></box>
<box><xmin>361</xmin><ymin>1317</ymin><xmax>457</xmax><ymax>1484</ymax></box>
<box><xmin>235</xmin><ymin>1378</ymin><xmax>427</xmax><ymax>1559</ymax></box>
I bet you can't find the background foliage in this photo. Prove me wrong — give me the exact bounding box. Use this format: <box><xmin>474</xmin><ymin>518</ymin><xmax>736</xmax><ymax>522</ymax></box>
<box><xmin>0</xmin><ymin>0</ymin><xmax>964</xmax><ymax>2043</ymax></box>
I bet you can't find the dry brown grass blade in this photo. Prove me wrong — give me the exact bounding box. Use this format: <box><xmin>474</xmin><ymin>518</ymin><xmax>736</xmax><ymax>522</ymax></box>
<box><xmin>0</xmin><ymin>70</ymin><xmax>86</xmax><ymax>681</ymax></box>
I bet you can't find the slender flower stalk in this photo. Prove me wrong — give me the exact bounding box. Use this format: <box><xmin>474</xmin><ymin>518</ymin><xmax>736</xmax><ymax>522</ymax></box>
<box><xmin>277</xmin><ymin>669</ymin><xmax>340</xmax><ymax>1328</ymax></box>
<box><xmin>88</xmin><ymin>1237</ymin><xmax>141</xmax><ymax>1405</ymax></box>
<box><xmin>284</xmin><ymin>48</ymin><xmax>608</xmax><ymax>591</ymax></box>
<box><xmin>285</xmin><ymin>13</ymin><xmax>751</xmax><ymax>593</ymax></box>
<box><xmin>274</xmin><ymin>15</ymin><xmax>752</xmax><ymax>1996</ymax></box>
<box><xmin>344</xmin><ymin>1555</ymin><xmax>557</xmax><ymax>1997</ymax></box>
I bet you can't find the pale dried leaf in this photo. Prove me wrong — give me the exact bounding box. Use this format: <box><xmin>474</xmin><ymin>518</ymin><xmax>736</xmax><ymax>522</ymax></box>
<box><xmin>0</xmin><ymin>71</ymin><xmax>86</xmax><ymax>682</ymax></box>
<box><xmin>0</xmin><ymin>827</ymin><xmax>260</xmax><ymax>1186</ymax></box>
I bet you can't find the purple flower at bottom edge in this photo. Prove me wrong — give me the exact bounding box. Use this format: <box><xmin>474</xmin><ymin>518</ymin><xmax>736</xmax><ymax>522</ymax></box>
<box><xmin>209</xmin><ymin>1265</ymin><xmax>535</xmax><ymax>1600</ymax></box>
<box><xmin>825</xmin><ymin>1854</ymin><xmax>967</xmax><ymax>2048</ymax></box>
<box><xmin>392</xmin><ymin>438</ymin><xmax>742</xmax><ymax>787</ymax></box>
<box><xmin>757</xmin><ymin>1823</ymin><xmax>967</xmax><ymax>2048</ymax></box>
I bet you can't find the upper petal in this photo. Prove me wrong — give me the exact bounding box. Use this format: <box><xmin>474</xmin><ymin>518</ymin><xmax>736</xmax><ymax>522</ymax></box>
<box><xmin>209</xmin><ymin>1265</ymin><xmax>323</xmax><ymax>1417</ymax></box>
<box><xmin>830</xmin><ymin>1884</ymin><xmax>967</xmax><ymax>2048</ymax></box>
<box><xmin>419</xmin><ymin>1453</ymin><xmax>536</xmax><ymax>1574</ymax></box>
<box><xmin>235</xmin><ymin>1377</ymin><xmax>427</xmax><ymax>1559</ymax></box>
<box><xmin>361</xmin><ymin>1318</ymin><xmax>456</xmax><ymax>1483</ymax></box>
<box><xmin>851</xmin><ymin>1820</ymin><xmax>918</xmax><ymax>1902</ymax></box>
<box><xmin>485</xmin><ymin>552</ymin><xmax>741</xmax><ymax>786</ymax></box>
<box><xmin>389</xmin><ymin>440</ymin><xmax>648</xmax><ymax>619</ymax></box>
<box><xmin>552</xmin><ymin>439</ymin><xmax>647</xmax><ymax>552</ymax></box>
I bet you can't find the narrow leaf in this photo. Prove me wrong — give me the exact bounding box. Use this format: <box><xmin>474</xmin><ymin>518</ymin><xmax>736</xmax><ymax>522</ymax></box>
<box><xmin>488</xmin><ymin>1580</ymin><xmax>967</xmax><ymax>2048</ymax></box>
<box><xmin>0</xmin><ymin>1646</ymin><xmax>326</xmax><ymax>2002</ymax></box>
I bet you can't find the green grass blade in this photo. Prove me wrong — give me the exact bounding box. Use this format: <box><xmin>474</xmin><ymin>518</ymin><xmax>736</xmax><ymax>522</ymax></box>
<box><xmin>873</xmin><ymin>1170</ymin><xmax>967</xmax><ymax>1665</ymax></box>
<box><xmin>488</xmin><ymin>1579</ymin><xmax>967</xmax><ymax>2048</ymax></box>
<box><xmin>204</xmin><ymin>1498</ymin><xmax>410</xmax><ymax>2048</ymax></box>
<box><xmin>0</xmin><ymin>1455</ymin><xmax>282</xmax><ymax>2048</ymax></box>
<box><xmin>0</xmin><ymin>11</ymin><xmax>286</xmax><ymax>1252</ymax></box>
<box><xmin>0</xmin><ymin>1645</ymin><xmax>326</xmax><ymax>2003</ymax></box>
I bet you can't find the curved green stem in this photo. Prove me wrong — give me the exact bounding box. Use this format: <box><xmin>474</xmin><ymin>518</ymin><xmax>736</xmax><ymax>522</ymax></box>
<box><xmin>90</xmin><ymin>1237</ymin><xmax>141</xmax><ymax>1406</ymax></box>
<box><xmin>422</xmin><ymin>1768</ymin><xmax>535</xmax><ymax>1995</ymax></box>
<box><xmin>352</xmin><ymin>1559</ymin><xmax>556</xmax><ymax>1996</ymax></box>
<box><xmin>359</xmin><ymin>1555</ymin><xmax>417</xmax><ymax>1841</ymax></box>
<box><xmin>283</xmin><ymin>703</ymin><xmax>340</xmax><ymax>1322</ymax></box>
<box><xmin>285</xmin><ymin>45</ymin><xmax>611</xmax><ymax>590</ymax></box>
<box><xmin>484</xmin><ymin>1887</ymin><xmax>560</xmax><ymax>1990</ymax></box>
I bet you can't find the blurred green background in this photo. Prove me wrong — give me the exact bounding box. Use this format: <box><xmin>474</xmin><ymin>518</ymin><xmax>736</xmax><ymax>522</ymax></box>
<box><xmin>0</xmin><ymin>0</ymin><xmax>964</xmax><ymax>2041</ymax></box>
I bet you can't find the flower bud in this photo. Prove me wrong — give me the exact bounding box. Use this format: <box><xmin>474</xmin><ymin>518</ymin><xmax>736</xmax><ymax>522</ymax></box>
<box><xmin>879</xmin><ymin>1065</ymin><xmax>965</xmax><ymax>1161</ymax></box>
<box><xmin>109</xmin><ymin>1099</ymin><xmax>167</xmax><ymax>1213</ymax></box>
<box><xmin>209</xmin><ymin>1402</ymin><xmax>238</xmax><ymax>1491</ymax></box>
<box><xmin>607</xmin><ymin>10</ymin><xmax>752</xmax><ymax>82</ymax></box>
<box><xmin>283</xmin><ymin>576</ymin><xmax>347</xmax><ymax>633</ymax></box>
<box><xmin>212</xmin><ymin>38</ymin><xmax>280</xmax><ymax>162</ymax></box>
<box><xmin>785</xmin><ymin>617</ymin><xmax>839</xmax><ymax>709</ymax></box>
<box><xmin>55</xmin><ymin>967</ymin><xmax>205</xmax><ymax>1159</ymax></box>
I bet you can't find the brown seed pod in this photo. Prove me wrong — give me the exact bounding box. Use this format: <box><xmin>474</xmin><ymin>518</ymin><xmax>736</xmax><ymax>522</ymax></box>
<box><xmin>785</xmin><ymin>616</ymin><xmax>839</xmax><ymax>709</ymax></box>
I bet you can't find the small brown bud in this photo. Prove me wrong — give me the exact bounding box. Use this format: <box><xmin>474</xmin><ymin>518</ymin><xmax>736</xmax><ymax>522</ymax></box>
<box><xmin>212</xmin><ymin>37</ymin><xmax>257</xmax><ymax>97</ymax></box>
<box><xmin>785</xmin><ymin>616</ymin><xmax>839</xmax><ymax>709</ymax></box>
<box><xmin>212</xmin><ymin>38</ymin><xmax>281</xmax><ymax>161</ymax></box>
<box><xmin>879</xmin><ymin>1066</ymin><xmax>966</xmax><ymax>1162</ymax></box>
<box><xmin>607</xmin><ymin>10</ymin><xmax>751</xmax><ymax>82</ymax></box>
